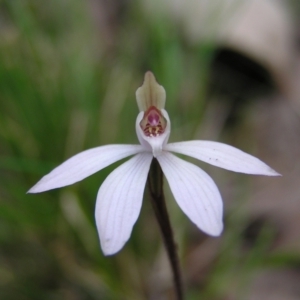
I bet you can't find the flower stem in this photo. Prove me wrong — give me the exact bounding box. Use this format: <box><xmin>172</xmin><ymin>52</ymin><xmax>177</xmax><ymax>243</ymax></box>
<box><xmin>147</xmin><ymin>158</ymin><xmax>184</xmax><ymax>300</ymax></box>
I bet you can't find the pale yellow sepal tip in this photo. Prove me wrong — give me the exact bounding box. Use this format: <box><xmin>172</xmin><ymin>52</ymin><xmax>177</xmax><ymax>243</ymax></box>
<box><xmin>136</xmin><ymin>71</ymin><xmax>166</xmax><ymax>112</ymax></box>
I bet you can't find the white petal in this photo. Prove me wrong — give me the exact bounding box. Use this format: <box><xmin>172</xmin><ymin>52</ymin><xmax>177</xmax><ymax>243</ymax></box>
<box><xmin>95</xmin><ymin>153</ymin><xmax>153</xmax><ymax>255</ymax></box>
<box><xmin>166</xmin><ymin>141</ymin><xmax>280</xmax><ymax>176</ymax></box>
<box><xmin>157</xmin><ymin>152</ymin><xmax>223</xmax><ymax>236</ymax></box>
<box><xmin>136</xmin><ymin>109</ymin><xmax>171</xmax><ymax>157</ymax></box>
<box><xmin>28</xmin><ymin>144</ymin><xmax>144</xmax><ymax>193</ymax></box>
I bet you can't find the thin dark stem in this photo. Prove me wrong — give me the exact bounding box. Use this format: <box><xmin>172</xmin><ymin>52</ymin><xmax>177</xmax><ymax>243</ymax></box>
<box><xmin>147</xmin><ymin>158</ymin><xmax>184</xmax><ymax>300</ymax></box>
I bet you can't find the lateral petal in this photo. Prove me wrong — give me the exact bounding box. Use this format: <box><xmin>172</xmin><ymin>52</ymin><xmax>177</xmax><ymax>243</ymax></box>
<box><xmin>28</xmin><ymin>144</ymin><xmax>144</xmax><ymax>193</ymax></box>
<box><xmin>157</xmin><ymin>152</ymin><xmax>223</xmax><ymax>236</ymax></box>
<box><xmin>95</xmin><ymin>152</ymin><xmax>153</xmax><ymax>255</ymax></box>
<box><xmin>166</xmin><ymin>141</ymin><xmax>280</xmax><ymax>176</ymax></box>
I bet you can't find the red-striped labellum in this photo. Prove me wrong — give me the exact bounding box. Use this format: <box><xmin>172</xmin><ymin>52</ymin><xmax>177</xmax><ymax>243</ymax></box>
<box><xmin>140</xmin><ymin>106</ymin><xmax>167</xmax><ymax>137</ymax></box>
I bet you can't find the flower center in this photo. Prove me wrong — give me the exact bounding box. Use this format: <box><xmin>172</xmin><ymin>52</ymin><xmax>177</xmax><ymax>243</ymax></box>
<box><xmin>140</xmin><ymin>106</ymin><xmax>167</xmax><ymax>137</ymax></box>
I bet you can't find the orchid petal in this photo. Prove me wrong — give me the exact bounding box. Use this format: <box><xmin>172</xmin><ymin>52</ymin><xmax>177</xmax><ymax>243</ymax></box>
<box><xmin>28</xmin><ymin>145</ymin><xmax>144</xmax><ymax>193</ymax></box>
<box><xmin>157</xmin><ymin>152</ymin><xmax>223</xmax><ymax>236</ymax></box>
<box><xmin>95</xmin><ymin>153</ymin><xmax>152</xmax><ymax>255</ymax></box>
<box><xmin>166</xmin><ymin>141</ymin><xmax>280</xmax><ymax>176</ymax></box>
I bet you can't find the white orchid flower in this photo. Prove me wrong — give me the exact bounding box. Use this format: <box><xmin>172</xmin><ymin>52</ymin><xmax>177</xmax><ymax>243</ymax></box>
<box><xmin>28</xmin><ymin>72</ymin><xmax>280</xmax><ymax>255</ymax></box>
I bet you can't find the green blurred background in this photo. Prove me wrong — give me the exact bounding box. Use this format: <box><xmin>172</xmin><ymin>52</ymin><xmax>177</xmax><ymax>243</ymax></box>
<box><xmin>1</xmin><ymin>0</ymin><xmax>300</xmax><ymax>299</ymax></box>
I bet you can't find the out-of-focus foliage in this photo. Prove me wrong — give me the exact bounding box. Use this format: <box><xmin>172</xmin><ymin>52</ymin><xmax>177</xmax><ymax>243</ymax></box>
<box><xmin>0</xmin><ymin>0</ymin><xmax>300</xmax><ymax>299</ymax></box>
